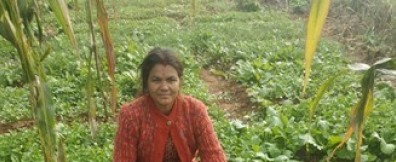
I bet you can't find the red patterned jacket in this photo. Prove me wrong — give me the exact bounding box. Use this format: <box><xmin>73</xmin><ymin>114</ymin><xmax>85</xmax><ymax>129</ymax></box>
<box><xmin>113</xmin><ymin>94</ymin><xmax>226</xmax><ymax>162</ymax></box>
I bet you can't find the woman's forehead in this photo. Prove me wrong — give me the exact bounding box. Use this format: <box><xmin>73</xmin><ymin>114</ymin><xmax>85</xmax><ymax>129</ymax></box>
<box><xmin>149</xmin><ymin>64</ymin><xmax>178</xmax><ymax>77</ymax></box>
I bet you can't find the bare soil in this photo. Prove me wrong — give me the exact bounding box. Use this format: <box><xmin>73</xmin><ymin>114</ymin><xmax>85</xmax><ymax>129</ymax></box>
<box><xmin>0</xmin><ymin>120</ymin><xmax>34</xmax><ymax>134</ymax></box>
<box><xmin>0</xmin><ymin>114</ymin><xmax>112</xmax><ymax>134</ymax></box>
<box><xmin>200</xmin><ymin>69</ymin><xmax>257</xmax><ymax>120</ymax></box>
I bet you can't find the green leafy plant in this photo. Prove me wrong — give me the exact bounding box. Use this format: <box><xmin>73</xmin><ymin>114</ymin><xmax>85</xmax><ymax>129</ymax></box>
<box><xmin>327</xmin><ymin>58</ymin><xmax>396</xmax><ymax>161</ymax></box>
<box><xmin>235</xmin><ymin>0</ymin><xmax>261</xmax><ymax>12</ymax></box>
<box><xmin>1</xmin><ymin>0</ymin><xmax>395</xmax><ymax>161</ymax></box>
<box><xmin>289</xmin><ymin>0</ymin><xmax>309</xmax><ymax>14</ymax></box>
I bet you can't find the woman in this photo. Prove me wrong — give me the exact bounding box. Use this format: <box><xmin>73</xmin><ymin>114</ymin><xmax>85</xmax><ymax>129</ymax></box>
<box><xmin>113</xmin><ymin>47</ymin><xmax>226</xmax><ymax>162</ymax></box>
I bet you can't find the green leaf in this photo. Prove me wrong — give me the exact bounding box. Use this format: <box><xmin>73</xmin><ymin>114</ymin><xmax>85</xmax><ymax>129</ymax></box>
<box><xmin>255</xmin><ymin>152</ymin><xmax>273</xmax><ymax>161</ymax></box>
<box><xmin>309</xmin><ymin>71</ymin><xmax>344</xmax><ymax>122</ymax></box>
<box><xmin>374</xmin><ymin>58</ymin><xmax>395</xmax><ymax>69</ymax></box>
<box><xmin>328</xmin><ymin>136</ymin><xmax>342</xmax><ymax>146</ymax></box>
<box><xmin>380</xmin><ymin>139</ymin><xmax>395</xmax><ymax>155</ymax></box>
<box><xmin>280</xmin><ymin>114</ymin><xmax>288</xmax><ymax>127</ymax></box>
<box><xmin>300</xmin><ymin>133</ymin><xmax>323</xmax><ymax>150</ymax></box>
<box><xmin>273</xmin><ymin>155</ymin><xmax>289</xmax><ymax>161</ymax></box>
<box><xmin>209</xmin><ymin>68</ymin><xmax>227</xmax><ymax>78</ymax></box>
<box><xmin>47</xmin><ymin>0</ymin><xmax>77</xmax><ymax>48</ymax></box>
<box><xmin>328</xmin><ymin>66</ymin><xmax>375</xmax><ymax>162</ymax></box>
<box><xmin>0</xmin><ymin>1</ymin><xmax>18</xmax><ymax>47</ymax></box>
<box><xmin>266</xmin><ymin>143</ymin><xmax>281</xmax><ymax>157</ymax></box>
<box><xmin>252</xmin><ymin>145</ymin><xmax>260</xmax><ymax>152</ymax></box>
<box><xmin>373</xmin><ymin>132</ymin><xmax>396</xmax><ymax>155</ymax></box>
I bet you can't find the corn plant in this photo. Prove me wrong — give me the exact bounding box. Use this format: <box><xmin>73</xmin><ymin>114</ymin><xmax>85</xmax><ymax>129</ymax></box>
<box><xmin>326</xmin><ymin>58</ymin><xmax>396</xmax><ymax>161</ymax></box>
<box><xmin>304</xmin><ymin>0</ymin><xmax>396</xmax><ymax>161</ymax></box>
<box><xmin>85</xmin><ymin>0</ymin><xmax>99</xmax><ymax>138</ymax></box>
<box><xmin>84</xmin><ymin>0</ymin><xmax>116</xmax><ymax>137</ymax></box>
<box><xmin>0</xmin><ymin>0</ymin><xmax>76</xmax><ymax>161</ymax></box>
<box><xmin>95</xmin><ymin>0</ymin><xmax>116</xmax><ymax>116</ymax></box>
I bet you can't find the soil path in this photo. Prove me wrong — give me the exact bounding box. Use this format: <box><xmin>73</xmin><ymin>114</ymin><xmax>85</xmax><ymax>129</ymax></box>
<box><xmin>0</xmin><ymin>114</ymin><xmax>111</xmax><ymax>134</ymax></box>
<box><xmin>0</xmin><ymin>120</ymin><xmax>34</xmax><ymax>134</ymax></box>
<box><xmin>200</xmin><ymin>69</ymin><xmax>256</xmax><ymax>120</ymax></box>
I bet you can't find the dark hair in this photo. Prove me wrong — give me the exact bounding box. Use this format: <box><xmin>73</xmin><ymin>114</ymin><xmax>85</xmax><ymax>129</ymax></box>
<box><xmin>139</xmin><ymin>47</ymin><xmax>183</xmax><ymax>93</ymax></box>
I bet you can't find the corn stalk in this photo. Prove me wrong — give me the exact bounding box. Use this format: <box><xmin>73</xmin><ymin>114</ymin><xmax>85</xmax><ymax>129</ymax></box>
<box><xmin>84</xmin><ymin>0</ymin><xmax>117</xmax><ymax>137</ymax></box>
<box><xmin>0</xmin><ymin>1</ymin><xmax>57</xmax><ymax>161</ymax></box>
<box><xmin>0</xmin><ymin>0</ymin><xmax>76</xmax><ymax>161</ymax></box>
<box><xmin>85</xmin><ymin>0</ymin><xmax>98</xmax><ymax>138</ymax></box>
<box><xmin>96</xmin><ymin>0</ymin><xmax>117</xmax><ymax>115</ymax></box>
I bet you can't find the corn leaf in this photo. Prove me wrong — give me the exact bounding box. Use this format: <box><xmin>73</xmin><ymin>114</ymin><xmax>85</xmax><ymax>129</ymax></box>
<box><xmin>327</xmin><ymin>67</ymin><xmax>375</xmax><ymax>162</ymax></box>
<box><xmin>2</xmin><ymin>1</ymin><xmax>58</xmax><ymax>161</ymax></box>
<box><xmin>33</xmin><ymin>0</ymin><xmax>44</xmax><ymax>44</ymax></box>
<box><xmin>0</xmin><ymin>0</ymin><xmax>34</xmax><ymax>47</ymax></box>
<box><xmin>96</xmin><ymin>0</ymin><xmax>117</xmax><ymax>114</ymax></box>
<box><xmin>47</xmin><ymin>0</ymin><xmax>77</xmax><ymax>48</ymax></box>
<box><xmin>303</xmin><ymin>0</ymin><xmax>330</xmax><ymax>94</ymax></box>
<box><xmin>34</xmin><ymin>76</ymin><xmax>57</xmax><ymax>162</ymax></box>
<box><xmin>0</xmin><ymin>1</ymin><xmax>18</xmax><ymax>47</ymax></box>
<box><xmin>86</xmin><ymin>0</ymin><xmax>98</xmax><ymax>138</ymax></box>
<box><xmin>18</xmin><ymin>0</ymin><xmax>35</xmax><ymax>43</ymax></box>
<box><xmin>374</xmin><ymin>58</ymin><xmax>396</xmax><ymax>69</ymax></box>
<box><xmin>309</xmin><ymin>71</ymin><xmax>344</xmax><ymax>122</ymax></box>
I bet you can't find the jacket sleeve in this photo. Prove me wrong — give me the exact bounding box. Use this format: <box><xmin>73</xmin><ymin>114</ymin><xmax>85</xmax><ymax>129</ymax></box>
<box><xmin>192</xmin><ymin>101</ymin><xmax>227</xmax><ymax>162</ymax></box>
<box><xmin>113</xmin><ymin>105</ymin><xmax>139</xmax><ymax>162</ymax></box>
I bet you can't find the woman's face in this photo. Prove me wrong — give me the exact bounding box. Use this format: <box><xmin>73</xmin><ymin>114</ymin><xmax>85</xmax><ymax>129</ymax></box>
<box><xmin>148</xmin><ymin>64</ymin><xmax>180</xmax><ymax>112</ymax></box>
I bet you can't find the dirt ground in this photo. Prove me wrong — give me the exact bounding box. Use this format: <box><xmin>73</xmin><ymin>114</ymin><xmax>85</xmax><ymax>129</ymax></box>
<box><xmin>200</xmin><ymin>69</ymin><xmax>257</xmax><ymax>121</ymax></box>
<box><xmin>0</xmin><ymin>119</ymin><xmax>34</xmax><ymax>134</ymax></box>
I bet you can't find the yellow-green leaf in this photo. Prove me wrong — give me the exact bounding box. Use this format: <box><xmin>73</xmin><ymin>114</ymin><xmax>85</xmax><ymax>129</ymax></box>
<box><xmin>327</xmin><ymin>67</ymin><xmax>375</xmax><ymax>162</ymax></box>
<box><xmin>303</xmin><ymin>0</ymin><xmax>330</xmax><ymax>94</ymax></box>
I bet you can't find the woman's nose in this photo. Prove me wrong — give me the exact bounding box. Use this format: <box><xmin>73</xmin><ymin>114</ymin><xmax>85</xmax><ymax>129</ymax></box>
<box><xmin>159</xmin><ymin>82</ymin><xmax>169</xmax><ymax>90</ymax></box>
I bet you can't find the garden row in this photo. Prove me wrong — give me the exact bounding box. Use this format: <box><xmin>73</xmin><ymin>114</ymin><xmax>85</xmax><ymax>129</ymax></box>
<box><xmin>0</xmin><ymin>0</ymin><xmax>395</xmax><ymax>161</ymax></box>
